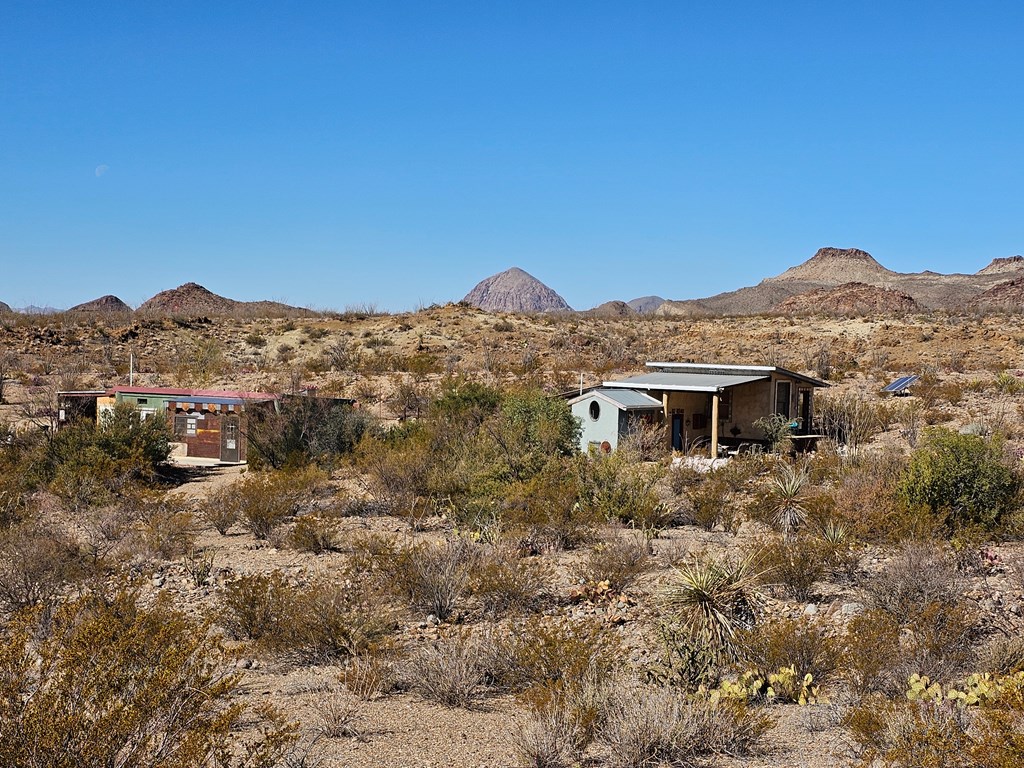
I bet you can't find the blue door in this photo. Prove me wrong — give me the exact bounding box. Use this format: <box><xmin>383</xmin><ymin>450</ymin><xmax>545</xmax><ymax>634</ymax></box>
<box><xmin>671</xmin><ymin>413</ymin><xmax>683</xmax><ymax>451</ymax></box>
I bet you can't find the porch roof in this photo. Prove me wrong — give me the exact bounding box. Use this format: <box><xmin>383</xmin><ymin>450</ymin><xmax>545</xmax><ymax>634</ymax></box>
<box><xmin>567</xmin><ymin>388</ymin><xmax>664</xmax><ymax>410</ymax></box>
<box><xmin>601</xmin><ymin>371</ymin><xmax>769</xmax><ymax>393</ymax></box>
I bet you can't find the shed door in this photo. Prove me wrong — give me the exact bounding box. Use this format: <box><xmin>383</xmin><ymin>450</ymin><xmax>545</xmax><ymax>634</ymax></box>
<box><xmin>671</xmin><ymin>413</ymin><xmax>684</xmax><ymax>451</ymax></box>
<box><xmin>221</xmin><ymin>415</ymin><xmax>240</xmax><ymax>462</ymax></box>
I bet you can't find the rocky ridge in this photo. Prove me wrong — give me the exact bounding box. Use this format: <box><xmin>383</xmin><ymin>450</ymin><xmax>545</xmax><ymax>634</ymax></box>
<box><xmin>774</xmin><ymin>282</ymin><xmax>921</xmax><ymax>315</ymax></box>
<box><xmin>462</xmin><ymin>267</ymin><xmax>572</xmax><ymax>313</ymax></box>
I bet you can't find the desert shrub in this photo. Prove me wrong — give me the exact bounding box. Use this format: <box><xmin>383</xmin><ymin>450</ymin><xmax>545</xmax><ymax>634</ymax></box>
<box><xmin>753</xmin><ymin>413</ymin><xmax>793</xmax><ymax>453</ymax></box>
<box><xmin>404</xmin><ymin>633</ymin><xmax>486</xmax><ymax>708</ymax></box>
<box><xmin>0</xmin><ymin>521</ymin><xmax>86</xmax><ymax>613</ymax></box>
<box><xmin>342</xmin><ymin>648</ymin><xmax>401</xmax><ymax>700</ymax></box>
<box><xmin>482</xmin><ymin>390</ymin><xmax>581</xmax><ymax>483</ymax></box>
<box><xmin>135</xmin><ymin>493</ymin><xmax>197</xmax><ymax>560</ymax></box>
<box><xmin>211</xmin><ymin>466</ymin><xmax>326</xmax><ymax>540</ymax></box>
<box><xmin>0</xmin><ymin>588</ymin><xmax>297</xmax><ymax>768</ymax></box>
<box><xmin>598</xmin><ymin>685</ymin><xmax>770</xmax><ymax>767</ymax></box>
<box><xmin>289</xmin><ymin>514</ymin><xmax>339</xmax><ymax>553</ymax></box>
<box><xmin>395</xmin><ymin>538</ymin><xmax>476</xmax><ymax>621</ymax></box>
<box><xmin>735</xmin><ymin>616</ymin><xmax>841</xmax><ymax>691</ymax></box>
<box><xmin>205</xmin><ymin>502</ymin><xmax>237</xmax><ymax>535</ymax></box>
<box><xmin>842</xmin><ymin>609</ymin><xmax>907</xmax><ymax>697</ymax></box>
<box><xmin>645</xmin><ymin>620</ymin><xmax>722</xmax><ymax>691</ymax></box>
<box><xmin>978</xmin><ymin>635</ymin><xmax>1024</xmax><ymax>675</ymax></box>
<box><xmin>862</xmin><ymin>542</ymin><xmax>962</xmax><ymax>623</ymax></box>
<box><xmin>572</xmin><ymin>533</ymin><xmax>651</xmax><ymax>593</ymax></box>
<box><xmin>815</xmin><ymin>392</ymin><xmax>884</xmax><ymax>449</ymax></box>
<box><xmin>897</xmin><ymin>428</ymin><xmax>1021</xmax><ymax>532</ymax></box>
<box><xmin>247</xmin><ymin>396</ymin><xmax>375</xmax><ymax>469</ymax></box>
<box><xmin>667</xmin><ymin>462</ymin><xmax>702</xmax><ymax>496</ymax></box>
<box><xmin>683</xmin><ymin>472</ymin><xmax>737</xmax><ymax>532</ymax></box>
<box><xmin>659</xmin><ymin>553</ymin><xmax>765</xmax><ymax>665</ymax></box>
<box><xmin>574</xmin><ymin>451</ymin><xmax>667</xmax><ymax>531</ymax></box>
<box><xmin>38</xmin><ymin>402</ymin><xmax>172</xmax><ymax>501</ymax></box>
<box><xmin>219</xmin><ymin>572</ymin><xmax>393</xmax><ymax>663</ymax></box>
<box><xmin>504</xmin><ymin>458</ymin><xmax>597</xmax><ymax>552</ymax></box>
<box><xmin>512</xmin><ymin>709</ymin><xmax>579</xmax><ymax>768</ymax></box>
<box><xmin>468</xmin><ymin>545</ymin><xmax>553</xmax><ymax>617</ymax></box>
<box><xmin>483</xmin><ymin>618</ymin><xmax>619</xmax><ymax>695</ymax></box>
<box><xmin>756</xmin><ymin>535</ymin><xmax>827</xmax><ymax>601</ymax></box>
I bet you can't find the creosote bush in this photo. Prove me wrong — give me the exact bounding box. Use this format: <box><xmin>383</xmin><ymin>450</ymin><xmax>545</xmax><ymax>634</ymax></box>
<box><xmin>208</xmin><ymin>466</ymin><xmax>327</xmax><ymax>540</ymax></box>
<box><xmin>467</xmin><ymin>544</ymin><xmax>553</xmax><ymax>617</ymax></box>
<box><xmin>572</xmin><ymin>533</ymin><xmax>651</xmax><ymax>593</ymax></box>
<box><xmin>0</xmin><ymin>587</ymin><xmax>298</xmax><ymax>767</ymax></box>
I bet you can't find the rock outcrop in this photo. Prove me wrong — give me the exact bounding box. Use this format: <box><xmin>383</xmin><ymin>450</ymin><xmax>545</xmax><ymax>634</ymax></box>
<box><xmin>139</xmin><ymin>283</ymin><xmax>305</xmax><ymax>316</ymax></box>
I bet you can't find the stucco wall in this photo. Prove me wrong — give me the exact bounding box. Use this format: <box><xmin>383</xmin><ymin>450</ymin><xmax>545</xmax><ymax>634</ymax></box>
<box><xmin>570</xmin><ymin>396</ymin><xmax>620</xmax><ymax>452</ymax></box>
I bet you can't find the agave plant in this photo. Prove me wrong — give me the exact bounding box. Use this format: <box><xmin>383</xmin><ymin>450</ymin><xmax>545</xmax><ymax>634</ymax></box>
<box><xmin>660</xmin><ymin>553</ymin><xmax>767</xmax><ymax>662</ymax></box>
<box><xmin>767</xmin><ymin>463</ymin><xmax>810</xmax><ymax>541</ymax></box>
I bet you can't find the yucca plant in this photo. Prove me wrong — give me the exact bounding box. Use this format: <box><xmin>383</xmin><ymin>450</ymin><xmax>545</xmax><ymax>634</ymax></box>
<box><xmin>766</xmin><ymin>463</ymin><xmax>810</xmax><ymax>541</ymax></box>
<box><xmin>660</xmin><ymin>554</ymin><xmax>767</xmax><ymax>663</ymax></box>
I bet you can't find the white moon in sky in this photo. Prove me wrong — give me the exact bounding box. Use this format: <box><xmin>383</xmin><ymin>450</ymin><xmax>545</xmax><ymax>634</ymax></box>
<box><xmin>95</xmin><ymin>164</ymin><xmax>109</xmax><ymax>177</ymax></box>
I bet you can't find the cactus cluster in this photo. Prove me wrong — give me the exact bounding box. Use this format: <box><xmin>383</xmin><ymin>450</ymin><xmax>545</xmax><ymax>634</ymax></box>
<box><xmin>906</xmin><ymin>671</ymin><xmax>1024</xmax><ymax>708</ymax></box>
<box><xmin>709</xmin><ymin>665</ymin><xmax>823</xmax><ymax>706</ymax></box>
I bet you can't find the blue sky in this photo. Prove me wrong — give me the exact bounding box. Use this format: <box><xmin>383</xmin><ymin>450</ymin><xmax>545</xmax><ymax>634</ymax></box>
<box><xmin>2</xmin><ymin>2</ymin><xmax>1022</xmax><ymax>311</ymax></box>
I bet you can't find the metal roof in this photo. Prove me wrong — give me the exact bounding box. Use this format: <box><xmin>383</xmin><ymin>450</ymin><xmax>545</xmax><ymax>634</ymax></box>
<box><xmin>602</xmin><ymin>372</ymin><xmax>769</xmax><ymax>393</ymax></box>
<box><xmin>645</xmin><ymin>362</ymin><xmax>828</xmax><ymax>388</ymax></box>
<box><xmin>109</xmin><ymin>386</ymin><xmax>278</xmax><ymax>402</ymax></box>
<box><xmin>568</xmin><ymin>388</ymin><xmax>663</xmax><ymax>410</ymax></box>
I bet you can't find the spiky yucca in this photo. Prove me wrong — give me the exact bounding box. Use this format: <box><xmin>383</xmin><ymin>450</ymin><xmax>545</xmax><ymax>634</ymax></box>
<box><xmin>660</xmin><ymin>554</ymin><xmax>766</xmax><ymax>662</ymax></box>
<box><xmin>767</xmin><ymin>463</ymin><xmax>810</xmax><ymax>540</ymax></box>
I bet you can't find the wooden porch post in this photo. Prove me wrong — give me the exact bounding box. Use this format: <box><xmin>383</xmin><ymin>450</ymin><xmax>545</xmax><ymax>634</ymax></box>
<box><xmin>710</xmin><ymin>392</ymin><xmax>720</xmax><ymax>458</ymax></box>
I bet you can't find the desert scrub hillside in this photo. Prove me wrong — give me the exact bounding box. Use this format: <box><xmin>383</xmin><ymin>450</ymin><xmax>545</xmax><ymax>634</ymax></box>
<box><xmin>3</xmin><ymin>308</ymin><xmax>1024</xmax><ymax>765</ymax></box>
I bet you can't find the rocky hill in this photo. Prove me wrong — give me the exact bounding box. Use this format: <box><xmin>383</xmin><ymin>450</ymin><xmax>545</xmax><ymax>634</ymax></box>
<box><xmin>462</xmin><ymin>268</ymin><xmax>571</xmax><ymax>313</ymax></box>
<box><xmin>656</xmin><ymin>247</ymin><xmax>1024</xmax><ymax>316</ymax></box>
<box><xmin>138</xmin><ymin>283</ymin><xmax>306</xmax><ymax>317</ymax></box>
<box><xmin>69</xmin><ymin>295</ymin><xmax>132</xmax><ymax>313</ymax></box>
<box><xmin>0</xmin><ymin>301</ymin><xmax>11</xmax><ymax>314</ymax></box>
<box><xmin>970</xmin><ymin>277</ymin><xmax>1024</xmax><ymax>310</ymax></box>
<box><xmin>584</xmin><ymin>300</ymin><xmax>636</xmax><ymax>318</ymax></box>
<box><xmin>775</xmin><ymin>282</ymin><xmax>921</xmax><ymax>315</ymax></box>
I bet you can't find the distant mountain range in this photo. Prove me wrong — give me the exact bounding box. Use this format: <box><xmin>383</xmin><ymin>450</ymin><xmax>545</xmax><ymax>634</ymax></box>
<box><xmin>4</xmin><ymin>249</ymin><xmax>1024</xmax><ymax>319</ymax></box>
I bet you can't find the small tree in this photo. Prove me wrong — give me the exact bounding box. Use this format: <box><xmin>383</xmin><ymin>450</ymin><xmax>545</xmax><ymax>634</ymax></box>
<box><xmin>898</xmin><ymin>428</ymin><xmax>1021</xmax><ymax>532</ymax></box>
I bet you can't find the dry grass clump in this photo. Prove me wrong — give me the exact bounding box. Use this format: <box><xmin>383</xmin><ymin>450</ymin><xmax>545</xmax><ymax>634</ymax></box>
<box><xmin>312</xmin><ymin>689</ymin><xmax>362</xmax><ymax>739</ymax></box>
<box><xmin>755</xmin><ymin>535</ymin><xmax>828</xmax><ymax>601</ymax></box>
<box><xmin>289</xmin><ymin>514</ymin><xmax>339</xmax><ymax>553</ymax></box>
<box><xmin>403</xmin><ymin>633</ymin><xmax>487</xmax><ymax>708</ymax></box>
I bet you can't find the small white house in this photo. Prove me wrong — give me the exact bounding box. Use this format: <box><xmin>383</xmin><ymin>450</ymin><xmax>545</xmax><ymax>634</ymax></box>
<box><xmin>567</xmin><ymin>388</ymin><xmax>664</xmax><ymax>453</ymax></box>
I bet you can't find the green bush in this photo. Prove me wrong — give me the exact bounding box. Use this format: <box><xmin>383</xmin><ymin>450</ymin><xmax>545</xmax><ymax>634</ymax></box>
<box><xmin>897</xmin><ymin>428</ymin><xmax>1021</xmax><ymax>532</ymax></box>
<box><xmin>247</xmin><ymin>396</ymin><xmax>375</xmax><ymax>469</ymax></box>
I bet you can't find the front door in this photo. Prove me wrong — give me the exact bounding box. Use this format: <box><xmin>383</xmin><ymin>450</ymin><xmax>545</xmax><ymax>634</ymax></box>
<box><xmin>671</xmin><ymin>413</ymin><xmax>684</xmax><ymax>451</ymax></box>
<box><xmin>221</xmin><ymin>415</ymin><xmax>240</xmax><ymax>462</ymax></box>
<box><xmin>799</xmin><ymin>389</ymin><xmax>812</xmax><ymax>434</ymax></box>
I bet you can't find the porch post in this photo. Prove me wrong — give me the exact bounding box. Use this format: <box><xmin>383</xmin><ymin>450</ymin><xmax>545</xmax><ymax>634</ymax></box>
<box><xmin>710</xmin><ymin>392</ymin><xmax>720</xmax><ymax>458</ymax></box>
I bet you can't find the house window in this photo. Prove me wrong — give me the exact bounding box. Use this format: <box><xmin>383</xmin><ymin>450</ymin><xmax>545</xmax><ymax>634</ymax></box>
<box><xmin>775</xmin><ymin>381</ymin><xmax>792</xmax><ymax>418</ymax></box>
<box><xmin>589</xmin><ymin>401</ymin><xmax>601</xmax><ymax>421</ymax></box>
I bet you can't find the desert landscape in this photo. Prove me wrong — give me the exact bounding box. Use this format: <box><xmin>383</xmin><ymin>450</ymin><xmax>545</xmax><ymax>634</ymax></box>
<box><xmin>3</xmin><ymin>246</ymin><xmax>1024</xmax><ymax>767</ymax></box>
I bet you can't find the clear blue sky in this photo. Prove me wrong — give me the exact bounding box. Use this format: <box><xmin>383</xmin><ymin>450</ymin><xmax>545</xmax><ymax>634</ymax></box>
<box><xmin>2</xmin><ymin>2</ymin><xmax>1022</xmax><ymax>311</ymax></box>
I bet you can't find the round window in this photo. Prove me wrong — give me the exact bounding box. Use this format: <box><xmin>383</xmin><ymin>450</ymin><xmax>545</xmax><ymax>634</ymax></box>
<box><xmin>589</xmin><ymin>401</ymin><xmax>601</xmax><ymax>421</ymax></box>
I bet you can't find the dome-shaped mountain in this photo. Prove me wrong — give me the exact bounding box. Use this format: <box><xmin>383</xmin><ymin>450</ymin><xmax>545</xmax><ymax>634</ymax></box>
<box><xmin>69</xmin><ymin>294</ymin><xmax>132</xmax><ymax>313</ymax></box>
<box><xmin>977</xmin><ymin>256</ymin><xmax>1024</xmax><ymax>275</ymax></box>
<box><xmin>767</xmin><ymin>247</ymin><xmax>896</xmax><ymax>284</ymax></box>
<box><xmin>0</xmin><ymin>301</ymin><xmax>11</xmax><ymax>314</ymax></box>
<box><xmin>775</xmin><ymin>282</ymin><xmax>920</xmax><ymax>315</ymax></box>
<box><xmin>462</xmin><ymin>267</ymin><xmax>571</xmax><ymax>313</ymax></box>
<box><xmin>584</xmin><ymin>300</ymin><xmax>635</xmax><ymax>317</ymax></box>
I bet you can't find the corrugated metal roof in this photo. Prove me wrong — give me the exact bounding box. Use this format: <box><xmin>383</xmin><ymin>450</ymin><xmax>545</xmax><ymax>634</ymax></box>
<box><xmin>646</xmin><ymin>362</ymin><xmax>828</xmax><ymax>387</ymax></box>
<box><xmin>602</xmin><ymin>372</ymin><xmax>769</xmax><ymax>392</ymax></box>
<box><xmin>568</xmin><ymin>388</ymin><xmax>663</xmax><ymax>409</ymax></box>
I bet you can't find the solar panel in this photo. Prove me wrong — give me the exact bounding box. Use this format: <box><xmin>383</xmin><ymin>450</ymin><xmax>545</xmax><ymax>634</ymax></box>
<box><xmin>882</xmin><ymin>375</ymin><xmax>920</xmax><ymax>393</ymax></box>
